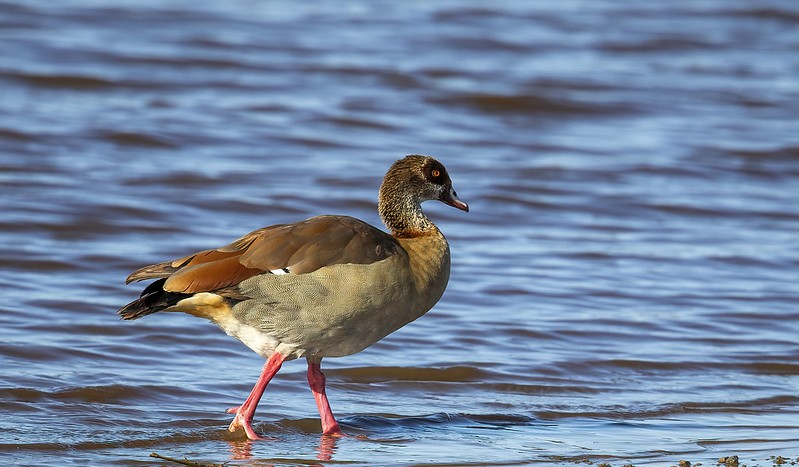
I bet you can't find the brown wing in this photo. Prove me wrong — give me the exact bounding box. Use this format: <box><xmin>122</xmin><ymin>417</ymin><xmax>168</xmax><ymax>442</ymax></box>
<box><xmin>126</xmin><ymin>215</ymin><xmax>401</xmax><ymax>294</ymax></box>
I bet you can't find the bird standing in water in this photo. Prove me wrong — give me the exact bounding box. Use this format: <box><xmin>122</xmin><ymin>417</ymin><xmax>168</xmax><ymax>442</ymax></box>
<box><xmin>118</xmin><ymin>155</ymin><xmax>468</xmax><ymax>440</ymax></box>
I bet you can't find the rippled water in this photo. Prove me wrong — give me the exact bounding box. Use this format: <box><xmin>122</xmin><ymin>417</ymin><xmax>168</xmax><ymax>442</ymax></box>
<box><xmin>2</xmin><ymin>1</ymin><xmax>798</xmax><ymax>466</ymax></box>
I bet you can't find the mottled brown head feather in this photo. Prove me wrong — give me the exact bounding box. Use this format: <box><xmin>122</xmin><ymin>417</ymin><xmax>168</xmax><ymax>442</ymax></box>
<box><xmin>378</xmin><ymin>155</ymin><xmax>466</xmax><ymax>237</ymax></box>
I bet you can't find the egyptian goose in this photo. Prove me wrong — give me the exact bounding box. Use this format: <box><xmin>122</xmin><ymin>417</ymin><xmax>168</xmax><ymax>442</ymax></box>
<box><xmin>118</xmin><ymin>155</ymin><xmax>468</xmax><ymax>440</ymax></box>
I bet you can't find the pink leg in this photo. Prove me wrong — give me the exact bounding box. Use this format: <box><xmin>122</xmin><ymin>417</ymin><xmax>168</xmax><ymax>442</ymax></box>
<box><xmin>227</xmin><ymin>352</ymin><xmax>286</xmax><ymax>440</ymax></box>
<box><xmin>307</xmin><ymin>357</ymin><xmax>342</xmax><ymax>436</ymax></box>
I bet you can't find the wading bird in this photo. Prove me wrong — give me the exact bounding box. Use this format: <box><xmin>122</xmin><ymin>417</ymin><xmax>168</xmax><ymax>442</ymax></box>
<box><xmin>118</xmin><ymin>155</ymin><xmax>468</xmax><ymax>440</ymax></box>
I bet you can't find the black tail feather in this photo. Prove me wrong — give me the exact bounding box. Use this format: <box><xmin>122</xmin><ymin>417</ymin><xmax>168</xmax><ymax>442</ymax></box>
<box><xmin>117</xmin><ymin>278</ymin><xmax>189</xmax><ymax>320</ymax></box>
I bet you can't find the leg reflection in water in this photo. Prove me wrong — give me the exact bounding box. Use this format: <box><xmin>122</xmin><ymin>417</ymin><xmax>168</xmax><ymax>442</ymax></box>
<box><xmin>316</xmin><ymin>434</ymin><xmax>340</xmax><ymax>462</ymax></box>
<box><xmin>225</xmin><ymin>434</ymin><xmax>341</xmax><ymax>463</ymax></box>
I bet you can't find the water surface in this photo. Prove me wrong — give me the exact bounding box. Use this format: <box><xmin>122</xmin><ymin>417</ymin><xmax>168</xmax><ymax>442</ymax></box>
<box><xmin>1</xmin><ymin>1</ymin><xmax>798</xmax><ymax>466</ymax></box>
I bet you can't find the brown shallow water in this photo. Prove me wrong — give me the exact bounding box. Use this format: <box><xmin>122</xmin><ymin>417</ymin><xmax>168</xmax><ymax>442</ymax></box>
<box><xmin>1</xmin><ymin>1</ymin><xmax>798</xmax><ymax>466</ymax></box>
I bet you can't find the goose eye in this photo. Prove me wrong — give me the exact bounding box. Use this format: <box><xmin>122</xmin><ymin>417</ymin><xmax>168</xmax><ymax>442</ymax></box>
<box><xmin>431</xmin><ymin>169</ymin><xmax>441</xmax><ymax>178</ymax></box>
